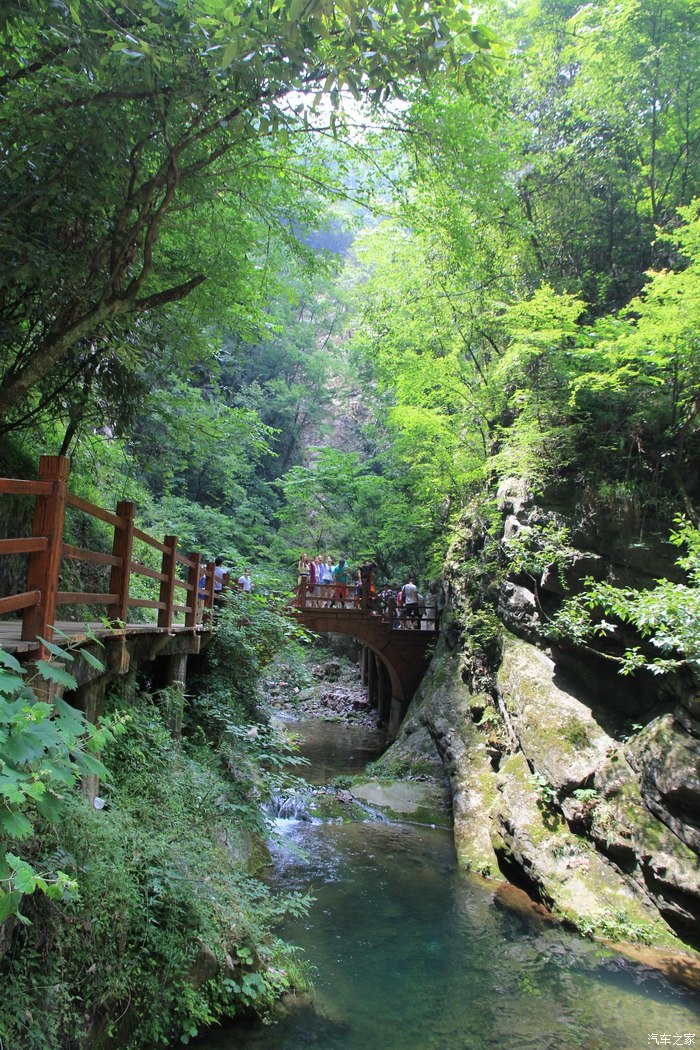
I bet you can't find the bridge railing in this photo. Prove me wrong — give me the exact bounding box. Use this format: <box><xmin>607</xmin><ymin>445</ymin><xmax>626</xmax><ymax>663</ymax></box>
<box><xmin>294</xmin><ymin>577</ymin><xmax>439</xmax><ymax>631</ymax></box>
<box><xmin>0</xmin><ymin>455</ymin><xmax>217</xmax><ymax>648</ymax></box>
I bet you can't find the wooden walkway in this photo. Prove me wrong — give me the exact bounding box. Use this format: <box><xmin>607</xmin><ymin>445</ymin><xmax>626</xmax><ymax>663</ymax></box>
<box><xmin>0</xmin><ymin>620</ymin><xmax>207</xmax><ymax>655</ymax></box>
<box><xmin>0</xmin><ymin>454</ymin><xmax>217</xmax><ymax>661</ymax></box>
<box><xmin>0</xmin><ymin>455</ymin><xmax>439</xmax><ymax>740</ymax></box>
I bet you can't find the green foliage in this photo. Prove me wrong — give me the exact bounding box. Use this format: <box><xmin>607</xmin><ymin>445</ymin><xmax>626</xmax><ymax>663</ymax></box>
<box><xmin>576</xmin><ymin>908</ymin><xmax>658</xmax><ymax>946</ymax></box>
<box><xmin>279</xmin><ymin>445</ymin><xmax>437</xmax><ymax>578</ymax></box>
<box><xmin>476</xmin><ymin>707</ymin><xmax>500</xmax><ymax>729</ymax></box>
<box><xmin>1</xmin><ymin>691</ymin><xmax>312</xmax><ymax>1049</ymax></box>
<box><xmin>199</xmin><ymin>590</ymin><xmax>307</xmax><ymax>720</ymax></box>
<box><xmin>0</xmin><ymin>0</ymin><xmax>497</xmax><ymax>430</ymax></box>
<box><xmin>547</xmin><ymin>519</ymin><xmax>700</xmax><ymax>676</ymax></box>
<box><xmin>527</xmin><ymin>772</ymin><xmax>559</xmax><ymax>811</ymax></box>
<box><xmin>571</xmin><ymin>788</ymin><xmax>599</xmax><ymax>805</ymax></box>
<box><xmin>502</xmin><ymin>521</ymin><xmax>575</xmax><ymax>582</ymax></box>
<box><xmin>0</xmin><ymin>642</ymin><xmax>124</xmax><ymax>922</ymax></box>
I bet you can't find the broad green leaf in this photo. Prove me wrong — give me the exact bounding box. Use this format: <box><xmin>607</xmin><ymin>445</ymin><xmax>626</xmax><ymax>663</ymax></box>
<box><xmin>0</xmin><ymin>890</ymin><xmax>23</xmax><ymax>922</ymax></box>
<box><xmin>80</xmin><ymin>649</ymin><xmax>105</xmax><ymax>672</ymax></box>
<box><xmin>36</xmin><ymin>793</ymin><xmax>66</xmax><ymax>822</ymax></box>
<box><xmin>77</xmin><ymin>752</ymin><xmax>108</xmax><ymax>777</ymax></box>
<box><xmin>0</xmin><ymin>652</ymin><xmax>24</xmax><ymax>674</ymax></box>
<box><xmin>37</xmin><ymin>638</ymin><xmax>74</xmax><ymax>662</ymax></box>
<box><xmin>34</xmin><ymin>662</ymin><xmax>78</xmax><ymax>690</ymax></box>
<box><xmin>0</xmin><ymin>809</ymin><xmax>34</xmax><ymax>839</ymax></box>
<box><xmin>12</xmin><ymin>864</ymin><xmax>37</xmax><ymax>895</ymax></box>
<box><xmin>0</xmin><ymin>671</ymin><xmax>28</xmax><ymax>696</ymax></box>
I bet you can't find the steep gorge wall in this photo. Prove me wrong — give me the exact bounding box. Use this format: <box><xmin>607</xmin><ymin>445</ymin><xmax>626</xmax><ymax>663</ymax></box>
<box><xmin>388</xmin><ymin>487</ymin><xmax>700</xmax><ymax>954</ymax></box>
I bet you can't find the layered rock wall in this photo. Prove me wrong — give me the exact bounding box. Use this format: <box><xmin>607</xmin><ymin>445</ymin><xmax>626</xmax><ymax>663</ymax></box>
<box><xmin>387</xmin><ymin>489</ymin><xmax>700</xmax><ymax>952</ymax></box>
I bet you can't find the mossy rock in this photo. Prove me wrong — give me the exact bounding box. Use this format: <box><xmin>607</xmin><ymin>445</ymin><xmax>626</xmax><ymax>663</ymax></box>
<box><xmin>493</xmin><ymin>753</ymin><xmax>684</xmax><ymax>949</ymax></box>
<box><xmin>497</xmin><ymin>634</ymin><xmax>612</xmax><ymax>791</ymax></box>
<box><xmin>351</xmin><ymin>777</ymin><xmax>453</xmax><ymax>828</ymax></box>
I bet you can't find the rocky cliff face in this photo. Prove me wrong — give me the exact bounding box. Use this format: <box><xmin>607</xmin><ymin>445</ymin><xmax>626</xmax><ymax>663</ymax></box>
<box><xmin>386</xmin><ymin>485</ymin><xmax>700</xmax><ymax>954</ymax></box>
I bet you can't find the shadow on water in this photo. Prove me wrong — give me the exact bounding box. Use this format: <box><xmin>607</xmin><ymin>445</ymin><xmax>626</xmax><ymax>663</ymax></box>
<box><xmin>192</xmin><ymin>719</ymin><xmax>700</xmax><ymax>1050</ymax></box>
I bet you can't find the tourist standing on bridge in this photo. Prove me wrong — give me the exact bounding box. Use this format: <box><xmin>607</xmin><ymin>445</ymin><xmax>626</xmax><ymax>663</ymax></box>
<box><xmin>308</xmin><ymin>553</ymin><xmax>317</xmax><ymax>606</ymax></box>
<box><xmin>379</xmin><ymin>583</ymin><xmax>393</xmax><ymax>618</ymax></box>
<box><xmin>197</xmin><ymin>568</ymin><xmax>209</xmax><ymax>623</ymax></box>
<box><xmin>401</xmin><ymin>577</ymin><xmax>420</xmax><ymax>628</ymax></box>
<box><xmin>213</xmin><ymin>556</ymin><xmax>228</xmax><ymax>609</ymax></box>
<box><xmin>313</xmin><ymin>555</ymin><xmax>326</xmax><ymax>607</ymax></box>
<box><xmin>320</xmin><ymin>555</ymin><xmax>334</xmax><ymax>606</ymax></box>
<box><xmin>237</xmin><ymin>567</ymin><xmax>252</xmax><ymax>592</ymax></box>
<box><xmin>297</xmin><ymin>553</ymin><xmax>310</xmax><ymax>605</ymax></box>
<box><xmin>331</xmin><ymin>558</ymin><xmax>349</xmax><ymax>607</ymax></box>
<box><xmin>358</xmin><ymin>558</ymin><xmax>376</xmax><ymax>610</ymax></box>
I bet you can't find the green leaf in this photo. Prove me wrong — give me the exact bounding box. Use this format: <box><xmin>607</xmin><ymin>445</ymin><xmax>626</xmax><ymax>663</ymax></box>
<box><xmin>0</xmin><ymin>651</ymin><xmax>24</xmax><ymax>674</ymax></box>
<box><xmin>37</xmin><ymin>638</ymin><xmax>74</xmax><ymax>662</ymax></box>
<box><xmin>36</xmin><ymin>793</ymin><xmax>66</xmax><ymax>822</ymax></box>
<box><xmin>83</xmin><ymin>626</ymin><xmax>105</xmax><ymax>648</ymax></box>
<box><xmin>221</xmin><ymin>39</ymin><xmax>237</xmax><ymax>66</ymax></box>
<box><xmin>81</xmin><ymin>649</ymin><xmax>105</xmax><ymax>671</ymax></box>
<box><xmin>0</xmin><ymin>670</ymin><xmax>28</xmax><ymax>697</ymax></box>
<box><xmin>12</xmin><ymin>864</ymin><xmax>37</xmax><ymax>895</ymax></box>
<box><xmin>34</xmin><ymin>661</ymin><xmax>78</xmax><ymax>689</ymax></box>
<box><xmin>77</xmin><ymin>752</ymin><xmax>108</xmax><ymax>777</ymax></box>
<box><xmin>0</xmin><ymin>890</ymin><xmax>23</xmax><ymax>922</ymax></box>
<box><xmin>0</xmin><ymin>809</ymin><xmax>34</xmax><ymax>839</ymax></box>
<box><xmin>0</xmin><ymin>783</ymin><xmax>25</xmax><ymax>804</ymax></box>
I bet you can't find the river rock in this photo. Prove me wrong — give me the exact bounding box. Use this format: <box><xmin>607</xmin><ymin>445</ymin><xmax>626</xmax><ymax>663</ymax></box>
<box><xmin>492</xmin><ymin>752</ymin><xmax>678</xmax><ymax>945</ymax></box>
<box><xmin>627</xmin><ymin>713</ymin><xmax>700</xmax><ymax>855</ymax></box>
<box><xmin>373</xmin><ymin>570</ymin><xmax>700</xmax><ymax>953</ymax></box>
<box><xmin>497</xmin><ymin>634</ymin><xmax>612</xmax><ymax>792</ymax></box>
<box><xmin>391</xmin><ymin>639</ymin><xmax>502</xmax><ymax>877</ymax></box>
<box><xmin>583</xmin><ymin>748</ymin><xmax>700</xmax><ymax>935</ymax></box>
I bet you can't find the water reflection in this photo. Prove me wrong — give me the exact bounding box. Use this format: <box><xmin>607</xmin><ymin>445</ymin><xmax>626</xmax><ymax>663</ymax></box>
<box><xmin>193</xmin><ymin>721</ymin><xmax>700</xmax><ymax>1050</ymax></box>
<box><xmin>276</xmin><ymin>715</ymin><xmax>389</xmax><ymax>785</ymax></box>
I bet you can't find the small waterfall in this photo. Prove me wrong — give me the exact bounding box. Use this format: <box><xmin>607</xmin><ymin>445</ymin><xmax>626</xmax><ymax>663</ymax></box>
<box><xmin>266</xmin><ymin>790</ymin><xmax>313</xmax><ymax>822</ymax></box>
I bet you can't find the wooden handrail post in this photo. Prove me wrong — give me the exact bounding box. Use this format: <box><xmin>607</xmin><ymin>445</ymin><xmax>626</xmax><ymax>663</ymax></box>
<box><xmin>203</xmin><ymin>562</ymin><xmax>215</xmax><ymax>622</ymax></box>
<box><xmin>108</xmin><ymin>501</ymin><xmax>135</xmax><ymax>626</ymax></box>
<box><xmin>158</xmin><ymin>535</ymin><xmax>178</xmax><ymax>629</ymax></box>
<box><xmin>185</xmin><ymin>552</ymin><xmax>202</xmax><ymax>629</ymax></box>
<box><xmin>22</xmin><ymin>455</ymin><xmax>71</xmax><ymax>647</ymax></box>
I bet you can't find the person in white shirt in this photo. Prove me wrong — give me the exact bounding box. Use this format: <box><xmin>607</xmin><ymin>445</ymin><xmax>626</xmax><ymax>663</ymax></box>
<box><xmin>213</xmin><ymin>556</ymin><xmax>227</xmax><ymax>608</ymax></box>
<box><xmin>238</xmin><ymin>568</ymin><xmax>252</xmax><ymax>592</ymax></box>
<box><xmin>401</xmin><ymin>577</ymin><xmax>419</xmax><ymax>628</ymax></box>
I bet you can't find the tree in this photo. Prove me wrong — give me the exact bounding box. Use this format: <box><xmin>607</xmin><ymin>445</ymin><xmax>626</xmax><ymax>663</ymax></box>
<box><xmin>0</xmin><ymin>0</ymin><xmax>497</xmax><ymax>425</ymax></box>
<box><xmin>501</xmin><ymin>0</ymin><xmax>700</xmax><ymax>310</ymax></box>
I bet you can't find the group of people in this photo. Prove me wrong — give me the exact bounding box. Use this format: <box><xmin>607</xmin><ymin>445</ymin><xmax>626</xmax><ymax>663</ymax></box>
<box><xmin>198</xmin><ymin>558</ymin><xmax>252</xmax><ymax>618</ymax></box>
<box><xmin>296</xmin><ymin>554</ymin><xmax>366</xmax><ymax>608</ymax></box>
<box><xmin>296</xmin><ymin>555</ymin><xmax>436</xmax><ymax>629</ymax></box>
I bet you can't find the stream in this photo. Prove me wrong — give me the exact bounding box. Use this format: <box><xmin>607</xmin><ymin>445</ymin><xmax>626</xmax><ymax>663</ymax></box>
<box><xmin>193</xmin><ymin>719</ymin><xmax>700</xmax><ymax>1050</ymax></box>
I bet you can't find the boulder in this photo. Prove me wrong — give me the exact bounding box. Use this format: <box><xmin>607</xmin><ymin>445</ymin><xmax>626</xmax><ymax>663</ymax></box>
<box><xmin>187</xmin><ymin>943</ymin><xmax>218</xmax><ymax>989</ymax></box>
<box><xmin>392</xmin><ymin>640</ymin><xmax>502</xmax><ymax>877</ymax></box>
<box><xmin>497</xmin><ymin>634</ymin><xmax>612</xmax><ymax>792</ymax></box>
<box><xmin>492</xmin><ymin>752</ymin><xmax>678</xmax><ymax>945</ymax></box>
<box><xmin>497</xmin><ymin>582</ymin><xmax>539</xmax><ymax>640</ymax></box>
<box><xmin>628</xmin><ymin>714</ymin><xmax>700</xmax><ymax>854</ymax></box>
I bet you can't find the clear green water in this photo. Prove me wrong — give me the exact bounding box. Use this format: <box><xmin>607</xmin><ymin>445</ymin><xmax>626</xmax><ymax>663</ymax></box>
<box><xmin>193</xmin><ymin>720</ymin><xmax>700</xmax><ymax>1050</ymax></box>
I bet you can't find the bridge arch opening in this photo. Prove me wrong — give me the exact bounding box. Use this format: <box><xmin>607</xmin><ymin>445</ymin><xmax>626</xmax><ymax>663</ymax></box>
<box><xmin>292</xmin><ymin>607</ymin><xmax>437</xmax><ymax>737</ymax></box>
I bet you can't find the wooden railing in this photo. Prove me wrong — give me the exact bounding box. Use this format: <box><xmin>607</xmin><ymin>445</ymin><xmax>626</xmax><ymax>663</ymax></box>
<box><xmin>294</xmin><ymin>577</ymin><xmax>439</xmax><ymax>631</ymax></box>
<box><xmin>0</xmin><ymin>455</ymin><xmax>217</xmax><ymax>647</ymax></box>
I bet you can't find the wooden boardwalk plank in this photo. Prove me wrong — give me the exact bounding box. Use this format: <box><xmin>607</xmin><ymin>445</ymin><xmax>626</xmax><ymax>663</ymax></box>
<box><xmin>0</xmin><ymin>620</ymin><xmax>211</xmax><ymax>654</ymax></box>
